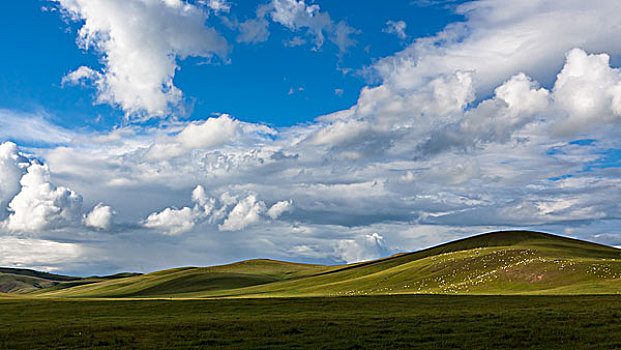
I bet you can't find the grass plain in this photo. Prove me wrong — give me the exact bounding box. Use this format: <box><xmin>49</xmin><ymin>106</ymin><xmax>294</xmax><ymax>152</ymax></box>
<box><xmin>1</xmin><ymin>295</ymin><xmax>621</xmax><ymax>349</ymax></box>
<box><xmin>2</xmin><ymin>231</ymin><xmax>621</xmax><ymax>348</ymax></box>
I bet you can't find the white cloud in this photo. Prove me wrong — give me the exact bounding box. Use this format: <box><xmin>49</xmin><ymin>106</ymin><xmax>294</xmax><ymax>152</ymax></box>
<box><xmin>419</xmin><ymin>49</ymin><xmax>621</xmax><ymax>155</ymax></box>
<box><xmin>242</xmin><ymin>0</ymin><xmax>358</xmax><ymax>52</ymax></box>
<box><xmin>420</xmin><ymin>72</ymin><xmax>550</xmax><ymax>154</ymax></box>
<box><xmin>267</xmin><ymin>0</ymin><xmax>330</xmax><ymax>49</ymax></box>
<box><xmin>61</xmin><ymin>65</ymin><xmax>99</xmax><ymax>86</ymax></box>
<box><xmin>3</xmin><ymin>163</ymin><xmax>83</xmax><ymax>232</ymax></box>
<box><xmin>330</xmin><ymin>21</ymin><xmax>359</xmax><ymax>53</ymax></box>
<box><xmin>383</xmin><ymin>20</ymin><xmax>407</xmax><ymax>40</ymax></box>
<box><xmin>285</xmin><ymin>36</ymin><xmax>306</xmax><ymax>47</ymax></box>
<box><xmin>0</xmin><ymin>143</ymin><xmax>117</xmax><ymax>234</ymax></box>
<box><xmin>144</xmin><ymin>206</ymin><xmax>198</xmax><ymax>235</ymax></box>
<box><xmin>202</xmin><ymin>0</ymin><xmax>230</xmax><ymax>14</ymax></box>
<box><xmin>354</xmin><ymin>70</ymin><xmax>476</xmax><ymax>130</ymax></box>
<box><xmin>0</xmin><ymin>236</ymin><xmax>82</xmax><ymax>269</ymax></box>
<box><xmin>219</xmin><ymin>195</ymin><xmax>267</xmax><ymax>231</ymax></box>
<box><xmin>0</xmin><ymin>109</ymin><xmax>76</xmax><ymax>145</ymax></box>
<box><xmin>335</xmin><ymin>233</ymin><xmax>390</xmax><ymax>263</ymax></box>
<box><xmin>237</xmin><ymin>18</ymin><xmax>270</xmax><ymax>43</ymax></box>
<box><xmin>267</xmin><ymin>200</ymin><xmax>293</xmax><ymax>219</ymax></box>
<box><xmin>552</xmin><ymin>48</ymin><xmax>621</xmax><ymax>135</ymax></box>
<box><xmin>145</xmin><ymin>187</ymin><xmax>282</xmax><ymax>234</ymax></box>
<box><xmin>374</xmin><ymin>0</ymin><xmax>621</xmax><ymax>97</ymax></box>
<box><xmin>19</xmin><ymin>44</ymin><xmax>620</xmax><ymax>271</ymax></box>
<box><xmin>0</xmin><ymin>143</ymin><xmax>26</xmax><ymax>215</ymax></box>
<box><xmin>54</xmin><ymin>0</ymin><xmax>228</xmax><ymax>117</ymax></box>
<box><xmin>305</xmin><ymin>118</ymin><xmax>371</xmax><ymax>146</ymax></box>
<box><xmin>145</xmin><ymin>114</ymin><xmax>276</xmax><ymax>160</ymax></box>
<box><xmin>144</xmin><ymin>185</ymin><xmax>214</xmax><ymax>234</ymax></box>
<box><xmin>176</xmin><ymin>114</ymin><xmax>242</xmax><ymax>149</ymax></box>
<box><xmin>191</xmin><ymin>185</ymin><xmax>210</xmax><ymax>207</ymax></box>
<box><xmin>84</xmin><ymin>203</ymin><xmax>114</xmax><ymax>231</ymax></box>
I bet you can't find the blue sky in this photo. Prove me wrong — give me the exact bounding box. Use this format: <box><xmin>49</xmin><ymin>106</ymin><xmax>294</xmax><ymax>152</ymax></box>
<box><xmin>0</xmin><ymin>1</ymin><xmax>466</xmax><ymax>129</ymax></box>
<box><xmin>0</xmin><ymin>0</ymin><xmax>620</xmax><ymax>275</ymax></box>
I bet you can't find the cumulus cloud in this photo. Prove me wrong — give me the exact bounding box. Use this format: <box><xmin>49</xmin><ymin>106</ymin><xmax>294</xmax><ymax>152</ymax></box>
<box><xmin>144</xmin><ymin>185</ymin><xmax>214</xmax><ymax>234</ymax></box>
<box><xmin>145</xmin><ymin>114</ymin><xmax>276</xmax><ymax>160</ymax></box>
<box><xmin>145</xmin><ymin>206</ymin><xmax>199</xmax><ymax>235</ymax></box>
<box><xmin>192</xmin><ymin>185</ymin><xmax>211</xmax><ymax>207</ymax></box>
<box><xmin>373</xmin><ymin>0</ymin><xmax>621</xmax><ymax>97</ymax></box>
<box><xmin>84</xmin><ymin>203</ymin><xmax>114</xmax><ymax>231</ymax></box>
<box><xmin>354</xmin><ymin>70</ymin><xmax>476</xmax><ymax>131</ymax></box>
<box><xmin>219</xmin><ymin>195</ymin><xmax>267</xmax><ymax>231</ymax></box>
<box><xmin>419</xmin><ymin>49</ymin><xmax>621</xmax><ymax>155</ymax></box>
<box><xmin>61</xmin><ymin>66</ymin><xmax>99</xmax><ymax>86</ymax></box>
<box><xmin>202</xmin><ymin>0</ymin><xmax>230</xmax><ymax>14</ymax></box>
<box><xmin>335</xmin><ymin>233</ymin><xmax>390</xmax><ymax>263</ymax></box>
<box><xmin>552</xmin><ymin>48</ymin><xmax>621</xmax><ymax>135</ymax></box>
<box><xmin>383</xmin><ymin>20</ymin><xmax>407</xmax><ymax>40</ymax></box>
<box><xmin>419</xmin><ymin>72</ymin><xmax>550</xmax><ymax>154</ymax></box>
<box><xmin>176</xmin><ymin>115</ymin><xmax>244</xmax><ymax>148</ymax></box>
<box><xmin>267</xmin><ymin>200</ymin><xmax>293</xmax><ymax>219</ymax></box>
<box><xmin>266</xmin><ymin>0</ymin><xmax>331</xmax><ymax>49</ymax></box>
<box><xmin>305</xmin><ymin>118</ymin><xmax>371</xmax><ymax>146</ymax></box>
<box><xmin>0</xmin><ymin>143</ymin><xmax>119</xmax><ymax>234</ymax></box>
<box><xmin>0</xmin><ymin>143</ymin><xmax>26</xmax><ymax>216</ymax></box>
<box><xmin>239</xmin><ymin>0</ymin><xmax>358</xmax><ymax>52</ymax></box>
<box><xmin>54</xmin><ymin>0</ymin><xmax>228</xmax><ymax>117</ymax></box>
<box><xmin>144</xmin><ymin>186</ymin><xmax>290</xmax><ymax>234</ymax></box>
<box><xmin>3</xmin><ymin>163</ymin><xmax>83</xmax><ymax>232</ymax></box>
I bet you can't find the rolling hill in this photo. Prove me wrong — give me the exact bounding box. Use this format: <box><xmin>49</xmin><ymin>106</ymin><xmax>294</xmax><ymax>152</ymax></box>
<box><xmin>0</xmin><ymin>268</ymin><xmax>80</xmax><ymax>294</ymax></box>
<box><xmin>0</xmin><ymin>268</ymin><xmax>140</xmax><ymax>294</ymax></box>
<box><xmin>7</xmin><ymin>230</ymin><xmax>621</xmax><ymax>298</ymax></box>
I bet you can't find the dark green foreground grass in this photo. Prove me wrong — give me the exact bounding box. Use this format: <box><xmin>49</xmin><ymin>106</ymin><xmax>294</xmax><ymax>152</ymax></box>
<box><xmin>1</xmin><ymin>295</ymin><xmax>621</xmax><ymax>349</ymax></box>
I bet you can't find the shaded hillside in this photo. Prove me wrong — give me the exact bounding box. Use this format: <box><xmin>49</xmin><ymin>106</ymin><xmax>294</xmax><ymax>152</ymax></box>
<box><xmin>0</xmin><ymin>268</ymin><xmax>82</xmax><ymax>294</ymax></box>
<box><xmin>24</xmin><ymin>231</ymin><xmax>621</xmax><ymax>297</ymax></box>
<box><xmin>35</xmin><ymin>259</ymin><xmax>335</xmax><ymax>298</ymax></box>
<box><xmin>0</xmin><ymin>268</ymin><xmax>140</xmax><ymax>294</ymax></box>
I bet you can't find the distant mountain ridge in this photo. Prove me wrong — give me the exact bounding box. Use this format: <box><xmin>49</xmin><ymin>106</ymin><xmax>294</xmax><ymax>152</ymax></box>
<box><xmin>3</xmin><ymin>231</ymin><xmax>621</xmax><ymax>297</ymax></box>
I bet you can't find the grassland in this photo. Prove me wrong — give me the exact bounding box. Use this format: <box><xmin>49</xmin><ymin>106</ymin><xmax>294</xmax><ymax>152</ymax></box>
<box><xmin>0</xmin><ymin>268</ymin><xmax>140</xmax><ymax>294</ymax></box>
<box><xmin>28</xmin><ymin>231</ymin><xmax>621</xmax><ymax>298</ymax></box>
<box><xmin>1</xmin><ymin>295</ymin><xmax>621</xmax><ymax>349</ymax></box>
<box><xmin>3</xmin><ymin>231</ymin><xmax>621</xmax><ymax>349</ymax></box>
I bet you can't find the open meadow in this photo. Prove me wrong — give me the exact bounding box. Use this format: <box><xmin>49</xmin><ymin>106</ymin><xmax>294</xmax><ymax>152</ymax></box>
<box><xmin>1</xmin><ymin>295</ymin><xmax>621</xmax><ymax>349</ymax></box>
<box><xmin>2</xmin><ymin>231</ymin><xmax>621</xmax><ymax>348</ymax></box>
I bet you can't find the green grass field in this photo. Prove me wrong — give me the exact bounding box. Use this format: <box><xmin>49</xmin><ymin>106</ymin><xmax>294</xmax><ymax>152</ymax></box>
<box><xmin>17</xmin><ymin>231</ymin><xmax>621</xmax><ymax>298</ymax></box>
<box><xmin>1</xmin><ymin>295</ymin><xmax>621</xmax><ymax>349</ymax></box>
<box><xmin>3</xmin><ymin>231</ymin><xmax>621</xmax><ymax>348</ymax></box>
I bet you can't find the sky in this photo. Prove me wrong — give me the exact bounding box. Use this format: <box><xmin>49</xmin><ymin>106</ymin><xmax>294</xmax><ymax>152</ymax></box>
<box><xmin>0</xmin><ymin>0</ymin><xmax>620</xmax><ymax>276</ymax></box>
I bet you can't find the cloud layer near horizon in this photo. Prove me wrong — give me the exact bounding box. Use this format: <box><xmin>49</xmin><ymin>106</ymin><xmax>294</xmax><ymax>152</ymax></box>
<box><xmin>1</xmin><ymin>0</ymin><xmax>620</xmax><ymax>275</ymax></box>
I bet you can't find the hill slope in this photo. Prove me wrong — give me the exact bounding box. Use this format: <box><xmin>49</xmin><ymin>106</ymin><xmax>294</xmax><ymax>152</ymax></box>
<box><xmin>0</xmin><ymin>268</ymin><xmax>79</xmax><ymax>294</ymax></box>
<box><xmin>34</xmin><ymin>259</ymin><xmax>335</xmax><ymax>298</ymax></box>
<box><xmin>0</xmin><ymin>268</ymin><xmax>140</xmax><ymax>294</ymax></box>
<box><xmin>21</xmin><ymin>231</ymin><xmax>621</xmax><ymax>297</ymax></box>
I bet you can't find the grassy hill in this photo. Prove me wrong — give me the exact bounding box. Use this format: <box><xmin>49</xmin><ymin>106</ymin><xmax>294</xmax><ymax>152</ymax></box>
<box><xmin>0</xmin><ymin>268</ymin><xmax>79</xmax><ymax>294</ymax></box>
<box><xmin>33</xmin><ymin>259</ymin><xmax>336</xmax><ymax>298</ymax></box>
<box><xmin>13</xmin><ymin>231</ymin><xmax>621</xmax><ymax>298</ymax></box>
<box><xmin>0</xmin><ymin>268</ymin><xmax>140</xmax><ymax>294</ymax></box>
